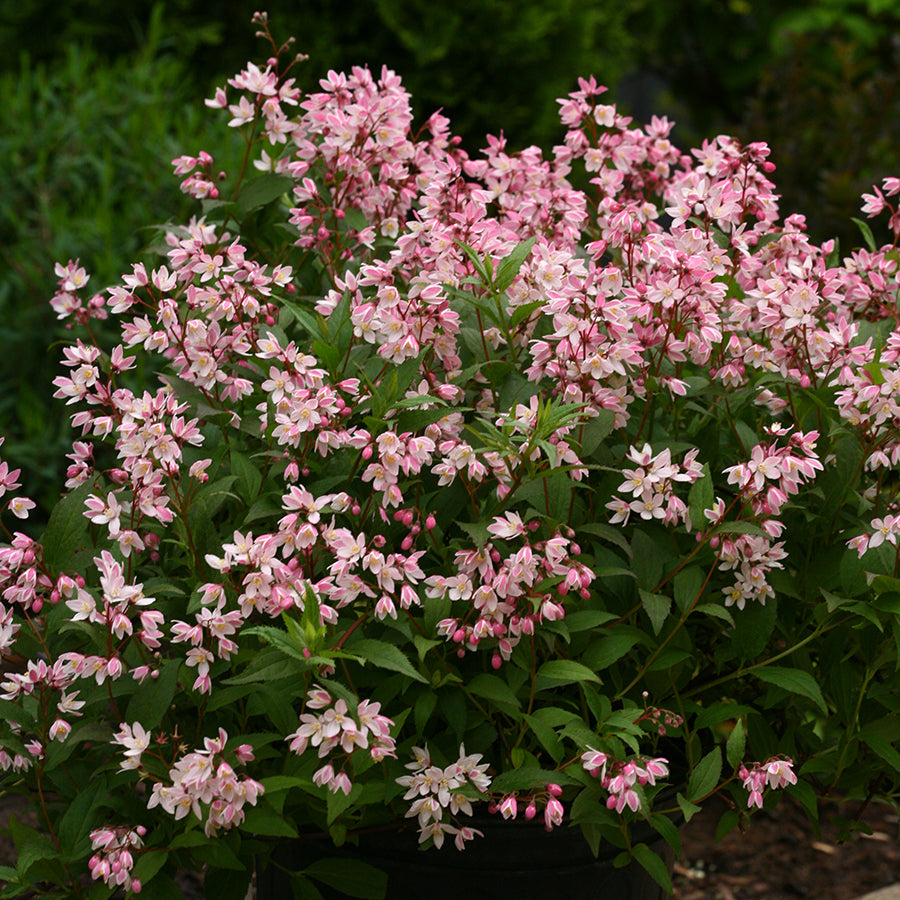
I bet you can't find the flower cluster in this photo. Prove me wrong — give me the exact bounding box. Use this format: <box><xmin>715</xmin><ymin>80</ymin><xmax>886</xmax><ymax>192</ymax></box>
<box><xmin>286</xmin><ymin>685</ymin><xmax>396</xmax><ymax>794</ymax></box>
<box><xmin>490</xmin><ymin>781</ymin><xmax>566</xmax><ymax>833</ymax></box>
<box><xmin>146</xmin><ymin>729</ymin><xmax>264</xmax><ymax>836</ymax></box>
<box><xmin>395</xmin><ymin>745</ymin><xmax>491</xmax><ymax>848</ymax></box>
<box><xmin>88</xmin><ymin>825</ymin><xmax>146</xmax><ymax>894</ymax></box>
<box><xmin>429</xmin><ymin>518</ymin><xmax>594</xmax><ymax>667</ymax></box>
<box><xmin>607</xmin><ymin>444</ymin><xmax>703</xmax><ymax>527</ymax></box>
<box><xmin>738</xmin><ymin>757</ymin><xmax>797</xmax><ymax>809</ymax></box>
<box><xmin>581</xmin><ymin>748</ymin><xmax>670</xmax><ymax>814</ymax></box>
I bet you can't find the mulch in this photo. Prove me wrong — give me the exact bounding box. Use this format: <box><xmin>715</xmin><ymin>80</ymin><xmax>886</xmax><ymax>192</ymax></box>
<box><xmin>673</xmin><ymin>793</ymin><xmax>899</xmax><ymax>899</ymax></box>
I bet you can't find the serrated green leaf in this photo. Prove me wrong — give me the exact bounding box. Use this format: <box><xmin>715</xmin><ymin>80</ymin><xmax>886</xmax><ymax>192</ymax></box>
<box><xmin>131</xmin><ymin>849</ymin><xmax>168</xmax><ymax>888</ymax></box>
<box><xmin>466</xmin><ymin>673</ymin><xmax>521</xmax><ymax>709</ymax></box>
<box><xmin>725</xmin><ymin>718</ymin><xmax>746</xmax><ymax>771</ymax></box>
<box><xmin>41</xmin><ymin>482</ymin><xmax>93</xmax><ymax>574</ymax></box>
<box><xmin>203</xmin><ymin>865</ymin><xmax>254</xmax><ymax>900</ymax></box>
<box><xmin>534</xmin><ymin>659</ymin><xmax>602</xmax><ymax>690</ymax></box>
<box><xmin>125</xmin><ymin>658</ymin><xmax>181</xmax><ymax>731</ymax></box>
<box><xmin>687</xmin><ymin>747</ymin><xmax>722</xmax><ymax>802</ymax></box>
<box><xmin>632</xmin><ymin>841</ymin><xmax>673</xmax><ymax>894</ymax></box>
<box><xmin>687</xmin><ymin>465</ymin><xmax>714</xmax><ymax>533</ymax></box>
<box><xmin>241</xmin><ymin>802</ymin><xmax>298</xmax><ymax>837</ymax></box>
<box><xmin>305</xmin><ymin>858</ymin><xmax>387</xmax><ymax>899</ymax></box>
<box><xmin>230</xmin><ymin>449</ymin><xmax>262</xmax><ymax>504</ymax></box>
<box><xmin>639</xmin><ymin>589</ymin><xmax>671</xmax><ymax>635</ymax></box>
<box><xmin>674</xmin><ymin>566</ymin><xmax>705</xmax><ymax>614</ymax></box>
<box><xmin>562</xmin><ymin>610</ymin><xmax>618</xmax><ymax>632</ymax></box>
<box><xmin>851</xmin><ymin>216</ymin><xmax>877</xmax><ymax>252</ymax></box>
<box><xmin>712</xmin><ymin>520</ymin><xmax>766</xmax><ymax>537</ymax></box>
<box><xmin>235</xmin><ymin>173</ymin><xmax>293</xmax><ymax>215</ymax></box>
<box><xmin>349</xmin><ymin>638</ymin><xmax>428</xmax><ymax>683</ymax></box>
<box><xmin>494</xmin><ymin>237</ymin><xmax>536</xmax><ymax>294</ymax></box>
<box><xmin>755</xmin><ymin>666</ymin><xmax>827</xmax><ymax>713</ymax></box>
<box><xmin>583</xmin><ymin>630</ymin><xmax>644</xmax><ymax>671</ymax></box>
<box><xmin>57</xmin><ymin>776</ymin><xmax>108</xmax><ymax>856</ymax></box>
<box><xmin>694</xmin><ymin>603</ymin><xmax>734</xmax><ymax>626</ymax></box>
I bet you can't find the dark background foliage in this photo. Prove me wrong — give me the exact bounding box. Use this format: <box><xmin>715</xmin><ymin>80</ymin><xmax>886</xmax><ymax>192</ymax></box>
<box><xmin>3</xmin><ymin>0</ymin><xmax>900</xmax><ymax>519</ymax></box>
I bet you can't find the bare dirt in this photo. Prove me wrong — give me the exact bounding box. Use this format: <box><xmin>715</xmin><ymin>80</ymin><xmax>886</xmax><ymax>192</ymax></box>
<box><xmin>673</xmin><ymin>794</ymin><xmax>900</xmax><ymax>900</ymax></box>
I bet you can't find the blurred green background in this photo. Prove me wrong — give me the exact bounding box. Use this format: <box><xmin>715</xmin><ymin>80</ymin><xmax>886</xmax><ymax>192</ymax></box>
<box><xmin>3</xmin><ymin>0</ymin><xmax>900</xmax><ymax>521</ymax></box>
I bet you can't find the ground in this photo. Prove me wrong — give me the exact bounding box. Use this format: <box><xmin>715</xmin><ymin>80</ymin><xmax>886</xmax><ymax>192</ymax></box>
<box><xmin>673</xmin><ymin>794</ymin><xmax>899</xmax><ymax>899</ymax></box>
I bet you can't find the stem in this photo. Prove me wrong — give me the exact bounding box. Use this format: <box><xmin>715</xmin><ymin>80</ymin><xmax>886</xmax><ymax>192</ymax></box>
<box><xmin>683</xmin><ymin>616</ymin><xmax>851</xmax><ymax>699</ymax></box>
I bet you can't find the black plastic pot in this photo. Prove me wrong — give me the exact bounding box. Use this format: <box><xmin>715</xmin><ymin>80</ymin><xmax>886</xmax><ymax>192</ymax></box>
<box><xmin>256</xmin><ymin>815</ymin><xmax>674</xmax><ymax>900</ymax></box>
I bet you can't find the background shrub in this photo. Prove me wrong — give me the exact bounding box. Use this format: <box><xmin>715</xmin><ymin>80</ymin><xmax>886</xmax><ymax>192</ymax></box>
<box><xmin>4</xmin><ymin>0</ymin><xmax>900</xmax><ymax>520</ymax></box>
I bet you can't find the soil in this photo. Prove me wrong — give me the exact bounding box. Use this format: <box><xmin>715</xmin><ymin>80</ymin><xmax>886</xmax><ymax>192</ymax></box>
<box><xmin>673</xmin><ymin>794</ymin><xmax>900</xmax><ymax>900</ymax></box>
<box><xmin>1</xmin><ymin>791</ymin><xmax>898</xmax><ymax>898</ymax></box>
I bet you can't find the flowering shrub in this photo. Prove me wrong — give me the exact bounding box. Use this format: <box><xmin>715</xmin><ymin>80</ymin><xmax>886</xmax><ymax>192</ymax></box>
<box><xmin>2</xmin><ymin>12</ymin><xmax>900</xmax><ymax>898</ymax></box>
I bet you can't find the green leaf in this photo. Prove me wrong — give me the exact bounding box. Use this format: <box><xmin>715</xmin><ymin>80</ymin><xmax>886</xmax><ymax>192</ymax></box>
<box><xmin>131</xmin><ymin>849</ymin><xmax>168</xmax><ymax>889</ymax></box>
<box><xmin>243</xmin><ymin>624</ymin><xmax>310</xmax><ymax>663</ymax></box>
<box><xmin>859</xmin><ymin>719</ymin><xmax>900</xmax><ymax>774</ymax></box>
<box><xmin>125</xmin><ymin>657</ymin><xmax>181</xmax><ymax>731</ymax></box>
<box><xmin>725</xmin><ymin>719</ymin><xmax>746</xmax><ymax>771</ymax></box>
<box><xmin>577</xmin><ymin>409</ymin><xmax>616</xmax><ymax>458</ymax></box>
<box><xmin>13</xmin><ymin>819</ymin><xmax>57</xmax><ymax>883</ymax></box>
<box><xmin>676</xmin><ymin>792</ymin><xmax>703</xmax><ymax>824</ymax></box>
<box><xmin>203</xmin><ymin>865</ymin><xmax>253</xmax><ymax>900</ymax></box>
<box><xmin>490</xmin><ymin>766</ymin><xmax>575</xmax><ymax>793</ymax></box>
<box><xmin>240</xmin><ymin>802</ymin><xmax>298</xmax><ymax>837</ymax></box>
<box><xmin>494</xmin><ymin>237</ymin><xmax>536</xmax><ymax>294</ymax></box>
<box><xmin>578</xmin><ymin>521</ymin><xmax>632</xmax><ymax>558</ymax></box>
<box><xmin>523</xmin><ymin>713</ymin><xmax>564</xmax><ymax>763</ymax></box>
<box><xmin>731</xmin><ymin>597</ymin><xmax>778</xmax><ymax>659</ymax></box>
<box><xmin>260</xmin><ymin>775</ymin><xmax>312</xmax><ymax>795</ymax></box>
<box><xmin>715</xmin><ymin>808</ymin><xmax>740</xmax><ymax>841</ymax></box>
<box><xmin>455</xmin><ymin>240</ymin><xmax>491</xmax><ymax>284</ymax></box>
<box><xmin>562</xmin><ymin>610</ymin><xmax>618</xmax><ymax>632</ymax></box>
<box><xmin>632</xmin><ymin>842</ymin><xmax>673</xmax><ymax>894</ymax></box>
<box><xmin>305</xmin><ymin>858</ymin><xmax>387</xmax><ymax>899</ymax></box>
<box><xmin>583</xmin><ymin>630</ymin><xmax>644</xmax><ymax>672</ymax></box>
<box><xmin>57</xmin><ymin>776</ymin><xmax>108</xmax><ymax>856</ymax></box>
<box><xmin>225</xmin><ymin>654</ymin><xmax>306</xmax><ymax>685</ymax></box>
<box><xmin>687</xmin><ymin>747</ymin><xmax>722</xmax><ymax>802</ymax></box>
<box><xmin>235</xmin><ymin>173</ymin><xmax>293</xmax><ymax>215</ymax></box>
<box><xmin>694</xmin><ymin>603</ymin><xmax>734</xmax><ymax>626</ymax></box>
<box><xmin>508</xmin><ymin>299</ymin><xmax>546</xmax><ymax>329</ymax></box>
<box><xmin>755</xmin><ymin>666</ymin><xmax>827</xmax><ymax>713</ymax></box>
<box><xmin>639</xmin><ymin>589</ymin><xmax>671</xmax><ymax>635</ymax></box>
<box><xmin>651</xmin><ymin>812</ymin><xmax>682</xmax><ymax>855</ymax></box>
<box><xmin>711</xmin><ymin>520</ymin><xmax>766</xmax><ymax>537</ymax></box>
<box><xmin>348</xmin><ymin>638</ymin><xmax>428</xmax><ymax>683</ymax></box>
<box><xmin>534</xmin><ymin>659</ymin><xmax>602</xmax><ymax>690</ymax></box>
<box><xmin>631</xmin><ymin>529</ymin><xmax>664</xmax><ymax>591</ymax></box>
<box><xmin>466</xmin><ymin>673</ymin><xmax>522</xmax><ymax>710</ymax></box>
<box><xmin>414</xmin><ymin>691</ymin><xmax>437</xmax><ymax>734</ymax></box>
<box><xmin>230</xmin><ymin>450</ymin><xmax>262</xmax><ymax>504</ymax></box>
<box><xmin>674</xmin><ymin>566</ymin><xmax>705</xmax><ymax>614</ymax></box>
<box><xmin>41</xmin><ymin>482</ymin><xmax>92</xmax><ymax>574</ymax></box>
<box><xmin>687</xmin><ymin>464</ymin><xmax>713</xmax><ymax>532</ymax></box>
<box><xmin>851</xmin><ymin>216</ymin><xmax>878</xmax><ymax>252</ymax></box>
<box><xmin>396</xmin><ymin>405</ymin><xmax>456</xmax><ymax>433</ymax></box>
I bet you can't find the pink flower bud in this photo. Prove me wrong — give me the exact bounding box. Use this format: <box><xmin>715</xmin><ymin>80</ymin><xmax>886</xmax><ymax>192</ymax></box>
<box><xmin>425</xmin><ymin>514</ymin><xmax>436</xmax><ymax>530</ymax></box>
